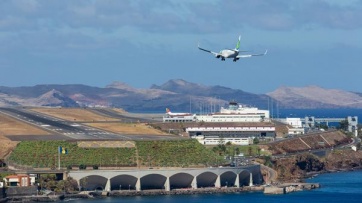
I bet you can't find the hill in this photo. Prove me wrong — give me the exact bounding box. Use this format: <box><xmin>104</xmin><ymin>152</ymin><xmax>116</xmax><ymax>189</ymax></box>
<box><xmin>0</xmin><ymin>79</ymin><xmax>269</xmax><ymax>111</ymax></box>
<box><xmin>1</xmin><ymin>80</ymin><xmax>362</xmax><ymax>110</ymax></box>
<box><xmin>267</xmin><ymin>85</ymin><xmax>362</xmax><ymax>109</ymax></box>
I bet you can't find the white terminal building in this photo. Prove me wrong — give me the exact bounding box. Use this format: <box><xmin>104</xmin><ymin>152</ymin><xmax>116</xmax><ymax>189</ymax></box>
<box><xmin>195</xmin><ymin>101</ymin><xmax>270</xmax><ymax>123</ymax></box>
<box><xmin>162</xmin><ymin>101</ymin><xmax>275</xmax><ymax>145</ymax></box>
<box><xmin>187</xmin><ymin>124</ymin><xmax>275</xmax><ymax>145</ymax></box>
<box><xmin>191</xmin><ymin>101</ymin><xmax>274</xmax><ymax>145</ymax></box>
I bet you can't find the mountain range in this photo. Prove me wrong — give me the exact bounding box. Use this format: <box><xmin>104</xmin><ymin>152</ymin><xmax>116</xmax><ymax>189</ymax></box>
<box><xmin>1</xmin><ymin>79</ymin><xmax>362</xmax><ymax>111</ymax></box>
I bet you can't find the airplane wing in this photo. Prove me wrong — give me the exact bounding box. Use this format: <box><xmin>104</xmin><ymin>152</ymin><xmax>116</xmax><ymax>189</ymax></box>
<box><xmin>236</xmin><ymin>50</ymin><xmax>268</xmax><ymax>58</ymax></box>
<box><xmin>198</xmin><ymin>43</ymin><xmax>220</xmax><ymax>57</ymax></box>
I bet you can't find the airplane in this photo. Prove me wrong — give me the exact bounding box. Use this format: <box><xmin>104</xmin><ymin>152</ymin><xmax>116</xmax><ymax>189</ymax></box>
<box><xmin>165</xmin><ymin>108</ymin><xmax>193</xmax><ymax>116</ymax></box>
<box><xmin>198</xmin><ymin>35</ymin><xmax>267</xmax><ymax>62</ymax></box>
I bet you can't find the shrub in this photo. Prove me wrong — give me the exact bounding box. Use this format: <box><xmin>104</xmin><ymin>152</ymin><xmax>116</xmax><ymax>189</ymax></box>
<box><xmin>79</xmin><ymin>164</ymin><xmax>86</xmax><ymax>170</ymax></box>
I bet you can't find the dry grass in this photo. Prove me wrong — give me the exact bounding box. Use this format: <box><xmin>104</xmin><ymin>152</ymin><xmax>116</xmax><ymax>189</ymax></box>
<box><xmin>0</xmin><ymin>113</ymin><xmax>50</xmax><ymax>136</ymax></box>
<box><xmin>0</xmin><ymin>113</ymin><xmax>50</xmax><ymax>159</ymax></box>
<box><xmin>0</xmin><ymin>135</ymin><xmax>18</xmax><ymax>159</ymax></box>
<box><xmin>86</xmin><ymin>122</ymin><xmax>169</xmax><ymax>135</ymax></box>
<box><xmin>31</xmin><ymin>108</ymin><xmax>120</xmax><ymax>122</ymax></box>
<box><xmin>111</xmin><ymin>108</ymin><xmax>126</xmax><ymax>114</ymax></box>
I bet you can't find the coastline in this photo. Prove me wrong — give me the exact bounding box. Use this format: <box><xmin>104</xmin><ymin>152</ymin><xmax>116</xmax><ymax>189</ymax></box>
<box><xmin>304</xmin><ymin>166</ymin><xmax>362</xmax><ymax>180</ymax></box>
<box><xmin>8</xmin><ymin>168</ymin><xmax>361</xmax><ymax>202</ymax></box>
<box><xmin>65</xmin><ymin>186</ymin><xmax>264</xmax><ymax>200</ymax></box>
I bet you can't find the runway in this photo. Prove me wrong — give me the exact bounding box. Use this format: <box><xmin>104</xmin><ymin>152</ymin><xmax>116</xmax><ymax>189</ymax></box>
<box><xmin>0</xmin><ymin>107</ymin><xmax>181</xmax><ymax>141</ymax></box>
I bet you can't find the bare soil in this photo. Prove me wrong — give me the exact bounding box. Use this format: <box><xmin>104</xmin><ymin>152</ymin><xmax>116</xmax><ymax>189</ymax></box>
<box><xmin>0</xmin><ymin>135</ymin><xmax>18</xmax><ymax>159</ymax></box>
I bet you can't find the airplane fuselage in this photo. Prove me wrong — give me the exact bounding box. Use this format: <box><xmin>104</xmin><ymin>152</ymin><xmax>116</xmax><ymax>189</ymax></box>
<box><xmin>219</xmin><ymin>50</ymin><xmax>238</xmax><ymax>59</ymax></box>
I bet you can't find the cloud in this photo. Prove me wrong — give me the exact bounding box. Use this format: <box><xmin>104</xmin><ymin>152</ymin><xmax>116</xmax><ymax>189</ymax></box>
<box><xmin>1</xmin><ymin>0</ymin><xmax>362</xmax><ymax>55</ymax></box>
<box><xmin>1</xmin><ymin>0</ymin><xmax>362</xmax><ymax>34</ymax></box>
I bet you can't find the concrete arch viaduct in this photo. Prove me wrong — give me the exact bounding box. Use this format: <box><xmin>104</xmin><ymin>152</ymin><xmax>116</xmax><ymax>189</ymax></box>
<box><xmin>68</xmin><ymin>165</ymin><xmax>262</xmax><ymax>192</ymax></box>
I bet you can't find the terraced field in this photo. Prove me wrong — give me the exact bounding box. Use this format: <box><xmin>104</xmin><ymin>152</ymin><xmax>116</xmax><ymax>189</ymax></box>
<box><xmin>136</xmin><ymin>139</ymin><xmax>225</xmax><ymax>167</ymax></box>
<box><xmin>8</xmin><ymin>140</ymin><xmax>224</xmax><ymax>169</ymax></box>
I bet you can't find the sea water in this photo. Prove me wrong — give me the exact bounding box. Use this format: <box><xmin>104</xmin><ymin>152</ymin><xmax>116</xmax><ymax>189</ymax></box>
<box><xmin>276</xmin><ymin>108</ymin><xmax>362</xmax><ymax>121</ymax></box>
<box><xmin>65</xmin><ymin>170</ymin><xmax>362</xmax><ymax>203</ymax></box>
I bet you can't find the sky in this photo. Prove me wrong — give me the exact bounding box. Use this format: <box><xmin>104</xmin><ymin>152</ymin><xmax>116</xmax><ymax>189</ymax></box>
<box><xmin>0</xmin><ymin>0</ymin><xmax>362</xmax><ymax>94</ymax></box>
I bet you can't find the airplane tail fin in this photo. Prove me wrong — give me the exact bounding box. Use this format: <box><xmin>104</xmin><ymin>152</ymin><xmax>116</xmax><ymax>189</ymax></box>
<box><xmin>235</xmin><ymin>35</ymin><xmax>241</xmax><ymax>51</ymax></box>
<box><xmin>166</xmin><ymin>108</ymin><xmax>171</xmax><ymax>113</ymax></box>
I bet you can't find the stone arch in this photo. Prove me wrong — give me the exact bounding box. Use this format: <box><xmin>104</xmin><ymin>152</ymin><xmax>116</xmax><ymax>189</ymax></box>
<box><xmin>220</xmin><ymin>171</ymin><xmax>237</xmax><ymax>187</ymax></box>
<box><xmin>80</xmin><ymin>175</ymin><xmax>107</xmax><ymax>191</ymax></box>
<box><xmin>110</xmin><ymin>174</ymin><xmax>138</xmax><ymax>191</ymax></box>
<box><xmin>196</xmin><ymin>171</ymin><xmax>217</xmax><ymax>188</ymax></box>
<box><xmin>140</xmin><ymin>174</ymin><xmax>167</xmax><ymax>190</ymax></box>
<box><xmin>239</xmin><ymin>170</ymin><xmax>251</xmax><ymax>186</ymax></box>
<box><xmin>169</xmin><ymin>172</ymin><xmax>194</xmax><ymax>190</ymax></box>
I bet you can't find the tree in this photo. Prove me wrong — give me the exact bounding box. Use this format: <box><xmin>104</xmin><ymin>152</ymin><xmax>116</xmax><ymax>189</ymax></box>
<box><xmin>80</xmin><ymin>177</ymin><xmax>88</xmax><ymax>191</ymax></box>
<box><xmin>248</xmin><ymin>146</ymin><xmax>253</xmax><ymax>156</ymax></box>
<box><xmin>79</xmin><ymin>164</ymin><xmax>86</xmax><ymax>170</ymax></box>
<box><xmin>338</xmin><ymin>119</ymin><xmax>349</xmax><ymax>131</ymax></box>
<box><xmin>253</xmin><ymin>138</ymin><xmax>260</xmax><ymax>145</ymax></box>
<box><xmin>235</xmin><ymin>147</ymin><xmax>240</xmax><ymax>156</ymax></box>
<box><xmin>316</xmin><ymin>122</ymin><xmax>328</xmax><ymax>130</ymax></box>
<box><xmin>257</xmin><ymin>148</ymin><xmax>262</xmax><ymax>156</ymax></box>
<box><xmin>356</xmin><ymin>142</ymin><xmax>361</xmax><ymax>150</ymax></box>
<box><xmin>263</xmin><ymin>156</ymin><xmax>273</xmax><ymax>168</ymax></box>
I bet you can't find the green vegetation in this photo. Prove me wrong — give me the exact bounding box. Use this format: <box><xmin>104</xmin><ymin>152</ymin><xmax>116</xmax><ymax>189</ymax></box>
<box><xmin>212</xmin><ymin>144</ymin><xmax>266</xmax><ymax>157</ymax></box>
<box><xmin>8</xmin><ymin>140</ymin><xmax>224</xmax><ymax>169</ymax></box>
<box><xmin>0</xmin><ymin>172</ymin><xmax>14</xmax><ymax>181</ymax></box>
<box><xmin>338</xmin><ymin>119</ymin><xmax>349</xmax><ymax>131</ymax></box>
<box><xmin>39</xmin><ymin>174</ymin><xmax>78</xmax><ymax>192</ymax></box>
<box><xmin>8</xmin><ymin>141</ymin><xmax>136</xmax><ymax>168</ymax></box>
<box><xmin>136</xmin><ymin>139</ymin><xmax>225</xmax><ymax>167</ymax></box>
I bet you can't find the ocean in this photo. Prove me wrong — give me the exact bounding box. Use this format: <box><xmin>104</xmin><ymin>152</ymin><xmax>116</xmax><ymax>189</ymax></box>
<box><xmin>64</xmin><ymin>170</ymin><xmax>362</xmax><ymax>203</ymax></box>
<box><xmin>276</xmin><ymin>108</ymin><xmax>362</xmax><ymax>120</ymax></box>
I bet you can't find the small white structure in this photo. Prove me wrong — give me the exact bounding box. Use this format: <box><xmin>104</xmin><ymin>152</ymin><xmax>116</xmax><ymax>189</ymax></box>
<box><xmin>193</xmin><ymin>135</ymin><xmax>253</xmax><ymax>145</ymax></box>
<box><xmin>285</xmin><ymin>118</ymin><xmax>303</xmax><ymax>128</ymax></box>
<box><xmin>3</xmin><ymin>175</ymin><xmax>31</xmax><ymax>187</ymax></box>
<box><xmin>287</xmin><ymin>126</ymin><xmax>305</xmax><ymax>135</ymax></box>
<box><xmin>163</xmin><ymin>115</ymin><xmax>196</xmax><ymax>122</ymax></box>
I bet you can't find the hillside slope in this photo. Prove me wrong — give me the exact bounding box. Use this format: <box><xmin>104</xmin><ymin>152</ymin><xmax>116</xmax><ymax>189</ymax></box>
<box><xmin>1</xmin><ymin>80</ymin><xmax>362</xmax><ymax>110</ymax></box>
<box><xmin>267</xmin><ymin>86</ymin><xmax>362</xmax><ymax>108</ymax></box>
